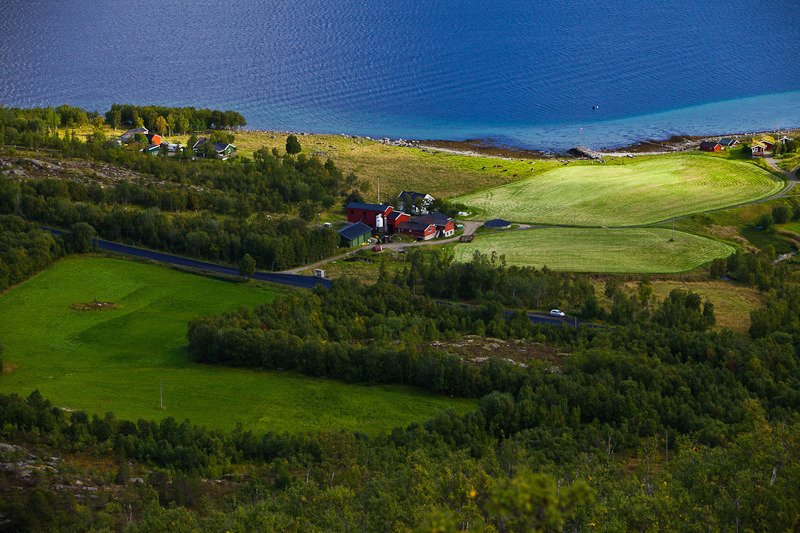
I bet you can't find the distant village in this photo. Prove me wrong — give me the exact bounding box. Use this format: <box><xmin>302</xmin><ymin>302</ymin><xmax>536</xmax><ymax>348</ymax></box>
<box><xmin>115</xmin><ymin>127</ymin><xmax>237</xmax><ymax>160</ymax></box>
<box><xmin>699</xmin><ymin>135</ymin><xmax>793</xmax><ymax>157</ymax></box>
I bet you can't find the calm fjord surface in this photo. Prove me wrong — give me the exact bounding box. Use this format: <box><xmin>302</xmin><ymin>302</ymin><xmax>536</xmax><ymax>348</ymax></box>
<box><xmin>2</xmin><ymin>0</ymin><xmax>799</xmax><ymax>149</ymax></box>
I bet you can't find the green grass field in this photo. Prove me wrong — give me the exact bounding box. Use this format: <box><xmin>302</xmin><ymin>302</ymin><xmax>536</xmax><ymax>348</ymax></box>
<box><xmin>453</xmin><ymin>228</ymin><xmax>734</xmax><ymax>273</ymax></box>
<box><xmin>0</xmin><ymin>257</ymin><xmax>473</xmax><ymax>434</ymax></box>
<box><xmin>457</xmin><ymin>154</ymin><xmax>782</xmax><ymax>226</ymax></box>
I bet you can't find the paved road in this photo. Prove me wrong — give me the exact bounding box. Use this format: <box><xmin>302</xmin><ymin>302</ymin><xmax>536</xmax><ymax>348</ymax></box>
<box><xmin>436</xmin><ymin>300</ymin><xmax>600</xmax><ymax>328</ymax></box>
<box><xmin>765</xmin><ymin>156</ymin><xmax>798</xmax><ymax>188</ymax></box>
<box><xmin>46</xmin><ymin>227</ymin><xmax>599</xmax><ymax>327</ymax></box>
<box><xmin>45</xmin><ymin>228</ymin><xmax>332</xmax><ymax>289</ymax></box>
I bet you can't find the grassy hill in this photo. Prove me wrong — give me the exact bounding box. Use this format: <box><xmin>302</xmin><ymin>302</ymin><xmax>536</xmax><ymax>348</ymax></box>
<box><xmin>97</xmin><ymin>128</ymin><xmax>559</xmax><ymax>200</ymax></box>
<box><xmin>0</xmin><ymin>257</ymin><xmax>473</xmax><ymax>434</ymax></box>
<box><xmin>457</xmin><ymin>154</ymin><xmax>782</xmax><ymax>226</ymax></box>
<box><xmin>453</xmin><ymin>228</ymin><xmax>734</xmax><ymax>273</ymax></box>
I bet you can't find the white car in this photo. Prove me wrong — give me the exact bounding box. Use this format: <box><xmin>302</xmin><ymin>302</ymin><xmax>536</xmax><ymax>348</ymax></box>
<box><xmin>549</xmin><ymin>309</ymin><xmax>566</xmax><ymax>317</ymax></box>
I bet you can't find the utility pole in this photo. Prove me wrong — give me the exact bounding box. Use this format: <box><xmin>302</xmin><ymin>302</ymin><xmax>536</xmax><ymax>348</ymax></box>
<box><xmin>159</xmin><ymin>382</ymin><xmax>163</xmax><ymax>410</ymax></box>
<box><xmin>377</xmin><ymin>175</ymin><xmax>381</xmax><ymax>204</ymax></box>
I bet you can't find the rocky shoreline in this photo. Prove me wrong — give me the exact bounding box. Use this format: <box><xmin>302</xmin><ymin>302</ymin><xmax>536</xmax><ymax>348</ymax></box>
<box><xmin>413</xmin><ymin>128</ymin><xmax>800</xmax><ymax>159</ymax></box>
<box><xmin>237</xmin><ymin>125</ymin><xmax>798</xmax><ymax>161</ymax></box>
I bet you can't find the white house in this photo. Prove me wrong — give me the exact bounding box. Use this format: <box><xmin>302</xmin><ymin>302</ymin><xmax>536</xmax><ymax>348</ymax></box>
<box><xmin>397</xmin><ymin>191</ymin><xmax>434</xmax><ymax>215</ymax></box>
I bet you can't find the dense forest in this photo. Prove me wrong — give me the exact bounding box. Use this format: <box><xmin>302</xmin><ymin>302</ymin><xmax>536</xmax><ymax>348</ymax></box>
<box><xmin>0</xmin><ymin>106</ymin><xmax>366</xmax><ymax>270</ymax></box>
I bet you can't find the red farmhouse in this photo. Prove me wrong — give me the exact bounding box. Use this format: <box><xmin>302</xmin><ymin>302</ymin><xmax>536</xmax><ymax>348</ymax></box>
<box><xmin>346</xmin><ymin>202</ymin><xmax>393</xmax><ymax>229</ymax></box>
<box><xmin>417</xmin><ymin>212</ymin><xmax>455</xmax><ymax>238</ymax></box>
<box><xmin>699</xmin><ymin>141</ymin><xmax>721</xmax><ymax>152</ymax></box>
<box><xmin>395</xmin><ymin>219</ymin><xmax>437</xmax><ymax>240</ymax></box>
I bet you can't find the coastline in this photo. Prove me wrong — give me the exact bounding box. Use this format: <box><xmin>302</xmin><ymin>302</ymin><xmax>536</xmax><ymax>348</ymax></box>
<box><xmin>238</xmin><ymin>126</ymin><xmax>798</xmax><ymax>160</ymax></box>
<box><xmin>412</xmin><ymin>128</ymin><xmax>800</xmax><ymax>159</ymax></box>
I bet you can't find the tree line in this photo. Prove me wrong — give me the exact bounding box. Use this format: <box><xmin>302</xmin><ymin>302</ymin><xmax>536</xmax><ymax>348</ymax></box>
<box><xmin>0</xmin><ymin>215</ymin><xmax>62</xmax><ymax>292</ymax></box>
<box><xmin>104</xmin><ymin>104</ymin><xmax>246</xmax><ymax>133</ymax></box>
<box><xmin>2</xmin><ymin>243</ymin><xmax>800</xmax><ymax>529</ymax></box>
<box><xmin>0</xmin><ymin>177</ymin><xmax>340</xmax><ymax>270</ymax></box>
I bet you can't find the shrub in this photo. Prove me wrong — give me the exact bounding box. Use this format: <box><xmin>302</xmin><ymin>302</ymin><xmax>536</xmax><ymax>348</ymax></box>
<box><xmin>772</xmin><ymin>204</ymin><xmax>791</xmax><ymax>224</ymax></box>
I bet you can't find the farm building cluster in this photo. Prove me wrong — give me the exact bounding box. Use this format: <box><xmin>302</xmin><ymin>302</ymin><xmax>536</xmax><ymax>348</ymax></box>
<box><xmin>337</xmin><ymin>191</ymin><xmax>455</xmax><ymax>247</ymax></box>
<box><xmin>699</xmin><ymin>137</ymin><xmax>778</xmax><ymax>157</ymax></box>
<box><xmin>115</xmin><ymin>127</ymin><xmax>236</xmax><ymax>160</ymax></box>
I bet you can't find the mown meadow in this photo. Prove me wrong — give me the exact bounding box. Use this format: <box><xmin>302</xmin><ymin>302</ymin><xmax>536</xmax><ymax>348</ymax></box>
<box><xmin>0</xmin><ymin>256</ymin><xmax>473</xmax><ymax>434</ymax></box>
<box><xmin>456</xmin><ymin>154</ymin><xmax>782</xmax><ymax>226</ymax></box>
<box><xmin>453</xmin><ymin>227</ymin><xmax>734</xmax><ymax>273</ymax></box>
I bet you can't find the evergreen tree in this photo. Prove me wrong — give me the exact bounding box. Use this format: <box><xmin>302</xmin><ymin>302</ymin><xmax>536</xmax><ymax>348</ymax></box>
<box><xmin>286</xmin><ymin>134</ymin><xmax>302</xmax><ymax>154</ymax></box>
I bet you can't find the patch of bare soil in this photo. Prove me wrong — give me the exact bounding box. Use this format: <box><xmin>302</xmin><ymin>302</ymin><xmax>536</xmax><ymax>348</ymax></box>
<box><xmin>430</xmin><ymin>335</ymin><xmax>567</xmax><ymax>370</ymax></box>
<box><xmin>705</xmin><ymin>225</ymin><xmax>755</xmax><ymax>250</ymax></box>
<box><xmin>70</xmin><ymin>301</ymin><xmax>119</xmax><ymax>311</ymax></box>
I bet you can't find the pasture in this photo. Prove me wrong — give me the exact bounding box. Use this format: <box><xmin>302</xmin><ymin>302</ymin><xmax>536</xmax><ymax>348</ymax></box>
<box><xmin>457</xmin><ymin>155</ymin><xmax>782</xmax><ymax>226</ymax></box>
<box><xmin>0</xmin><ymin>257</ymin><xmax>473</xmax><ymax>434</ymax></box>
<box><xmin>453</xmin><ymin>228</ymin><xmax>734</xmax><ymax>273</ymax></box>
<box><xmin>591</xmin><ymin>280</ymin><xmax>763</xmax><ymax>331</ymax></box>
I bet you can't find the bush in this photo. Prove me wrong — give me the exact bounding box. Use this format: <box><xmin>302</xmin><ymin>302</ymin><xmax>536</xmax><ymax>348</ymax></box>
<box><xmin>757</xmin><ymin>213</ymin><xmax>775</xmax><ymax>232</ymax></box>
<box><xmin>772</xmin><ymin>204</ymin><xmax>791</xmax><ymax>224</ymax></box>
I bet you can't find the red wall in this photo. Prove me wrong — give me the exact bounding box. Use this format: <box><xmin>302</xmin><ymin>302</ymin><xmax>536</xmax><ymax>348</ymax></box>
<box><xmin>390</xmin><ymin>213</ymin><xmax>411</xmax><ymax>229</ymax></box>
<box><xmin>347</xmin><ymin>207</ymin><xmax>393</xmax><ymax>228</ymax></box>
<box><xmin>397</xmin><ymin>224</ymin><xmax>435</xmax><ymax>239</ymax></box>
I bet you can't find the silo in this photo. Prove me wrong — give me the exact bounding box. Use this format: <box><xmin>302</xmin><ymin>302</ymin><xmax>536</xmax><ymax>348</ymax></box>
<box><xmin>375</xmin><ymin>213</ymin><xmax>385</xmax><ymax>233</ymax></box>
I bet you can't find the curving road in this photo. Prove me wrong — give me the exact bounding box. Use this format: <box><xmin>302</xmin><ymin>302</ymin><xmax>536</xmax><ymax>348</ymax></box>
<box><xmin>44</xmin><ymin>228</ymin><xmax>332</xmax><ymax>289</ymax></box>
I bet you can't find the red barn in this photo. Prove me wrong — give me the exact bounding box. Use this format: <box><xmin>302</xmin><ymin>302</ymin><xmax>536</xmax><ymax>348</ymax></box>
<box><xmin>346</xmin><ymin>202</ymin><xmax>393</xmax><ymax>230</ymax></box>
<box><xmin>146</xmin><ymin>133</ymin><xmax>162</xmax><ymax>145</ymax></box>
<box><xmin>699</xmin><ymin>141</ymin><xmax>721</xmax><ymax>152</ymax></box>
<box><xmin>395</xmin><ymin>219</ymin><xmax>436</xmax><ymax>240</ymax></box>
<box><xmin>387</xmin><ymin>211</ymin><xmax>411</xmax><ymax>229</ymax></box>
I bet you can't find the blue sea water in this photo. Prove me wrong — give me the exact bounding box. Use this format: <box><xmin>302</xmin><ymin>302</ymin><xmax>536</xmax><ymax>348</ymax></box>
<box><xmin>1</xmin><ymin>0</ymin><xmax>799</xmax><ymax>150</ymax></box>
